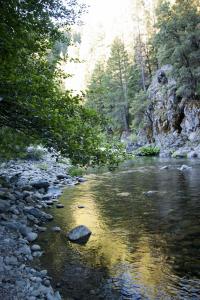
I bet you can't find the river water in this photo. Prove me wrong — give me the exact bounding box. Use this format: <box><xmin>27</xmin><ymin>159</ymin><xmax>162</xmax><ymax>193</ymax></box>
<box><xmin>39</xmin><ymin>158</ymin><xmax>200</xmax><ymax>299</ymax></box>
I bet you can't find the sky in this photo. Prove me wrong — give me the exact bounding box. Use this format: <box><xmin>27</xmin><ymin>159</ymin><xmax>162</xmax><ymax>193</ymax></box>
<box><xmin>63</xmin><ymin>0</ymin><xmax>156</xmax><ymax>92</ymax></box>
<box><xmin>63</xmin><ymin>0</ymin><xmax>134</xmax><ymax>92</ymax></box>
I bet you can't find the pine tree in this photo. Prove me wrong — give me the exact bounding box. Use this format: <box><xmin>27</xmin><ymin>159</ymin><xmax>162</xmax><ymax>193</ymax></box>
<box><xmin>106</xmin><ymin>38</ymin><xmax>131</xmax><ymax>132</ymax></box>
<box><xmin>153</xmin><ymin>0</ymin><xmax>200</xmax><ymax>98</ymax></box>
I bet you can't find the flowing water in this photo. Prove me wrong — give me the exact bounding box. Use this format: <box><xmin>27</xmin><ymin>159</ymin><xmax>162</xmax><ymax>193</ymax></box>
<box><xmin>39</xmin><ymin>158</ymin><xmax>200</xmax><ymax>299</ymax></box>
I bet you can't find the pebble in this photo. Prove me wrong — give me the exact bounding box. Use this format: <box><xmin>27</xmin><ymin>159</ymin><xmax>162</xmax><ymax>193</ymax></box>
<box><xmin>51</xmin><ymin>226</ymin><xmax>61</xmax><ymax>232</ymax></box>
<box><xmin>31</xmin><ymin>244</ymin><xmax>41</xmax><ymax>251</ymax></box>
<box><xmin>26</xmin><ymin>232</ymin><xmax>38</xmax><ymax>242</ymax></box>
<box><xmin>78</xmin><ymin>205</ymin><xmax>85</xmax><ymax>209</ymax></box>
<box><xmin>56</xmin><ymin>203</ymin><xmax>64</xmax><ymax>208</ymax></box>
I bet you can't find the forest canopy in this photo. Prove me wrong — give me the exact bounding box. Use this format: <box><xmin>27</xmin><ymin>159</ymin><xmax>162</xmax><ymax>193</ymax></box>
<box><xmin>0</xmin><ymin>0</ymin><xmax>124</xmax><ymax>165</ymax></box>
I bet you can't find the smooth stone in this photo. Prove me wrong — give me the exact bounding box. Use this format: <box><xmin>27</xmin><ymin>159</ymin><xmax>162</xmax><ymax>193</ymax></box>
<box><xmin>67</xmin><ymin>225</ymin><xmax>91</xmax><ymax>244</ymax></box>
<box><xmin>32</xmin><ymin>251</ymin><xmax>43</xmax><ymax>257</ymax></box>
<box><xmin>31</xmin><ymin>181</ymin><xmax>50</xmax><ymax>190</ymax></box>
<box><xmin>45</xmin><ymin>200</ymin><xmax>54</xmax><ymax>205</ymax></box>
<box><xmin>31</xmin><ymin>244</ymin><xmax>41</xmax><ymax>251</ymax></box>
<box><xmin>78</xmin><ymin>205</ymin><xmax>85</xmax><ymax>209</ymax></box>
<box><xmin>178</xmin><ymin>165</ymin><xmax>192</xmax><ymax>171</ymax></box>
<box><xmin>36</xmin><ymin>226</ymin><xmax>47</xmax><ymax>232</ymax></box>
<box><xmin>57</xmin><ymin>174</ymin><xmax>68</xmax><ymax>180</ymax></box>
<box><xmin>143</xmin><ymin>190</ymin><xmax>158</xmax><ymax>196</ymax></box>
<box><xmin>56</xmin><ymin>203</ymin><xmax>64</xmax><ymax>208</ymax></box>
<box><xmin>0</xmin><ymin>200</ymin><xmax>10</xmax><ymax>213</ymax></box>
<box><xmin>160</xmin><ymin>165</ymin><xmax>169</xmax><ymax>170</ymax></box>
<box><xmin>78</xmin><ymin>177</ymin><xmax>87</xmax><ymax>183</ymax></box>
<box><xmin>51</xmin><ymin>226</ymin><xmax>61</xmax><ymax>232</ymax></box>
<box><xmin>26</xmin><ymin>232</ymin><xmax>38</xmax><ymax>242</ymax></box>
<box><xmin>43</xmin><ymin>279</ymin><xmax>51</xmax><ymax>287</ymax></box>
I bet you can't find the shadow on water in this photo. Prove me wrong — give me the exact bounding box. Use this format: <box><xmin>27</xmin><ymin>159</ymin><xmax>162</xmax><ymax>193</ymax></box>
<box><xmin>38</xmin><ymin>158</ymin><xmax>200</xmax><ymax>299</ymax></box>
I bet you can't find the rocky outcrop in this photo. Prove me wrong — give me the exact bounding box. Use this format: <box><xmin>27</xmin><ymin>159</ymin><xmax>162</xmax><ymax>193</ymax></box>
<box><xmin>140</xmin><ymin>65</ymin><xmax>200</xmax><ymax>153</ymax></box>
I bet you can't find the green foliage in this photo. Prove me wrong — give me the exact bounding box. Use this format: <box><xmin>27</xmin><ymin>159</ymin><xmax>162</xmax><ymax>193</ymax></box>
<box><xmin>136</xmin><ymin>145</ymin><xmax>160</xmax><ymax>156</ymax></box>
<box><xmin>86</xmin><ymin>38</ymin><xmax>132</xmax><ymax>133</ymax></box>
<box><xmin>68</xmin><ymin>166</ymin><xmax>85</xmax><ymax>177</ymax></box>
<box><xmin>0</xmin><ymin>0</ymin><xmax>125</xmax><ymax>167</ymax></box>
<box><xmin>153</xmin><ymin>0</ymin><xmax>200</xmax><ymax>98</ymax></box>
<box><xmin>130</xmin><ymin>90</ymin><xmax>148</xmax><ymax>130</ymax></box>
<box><xmin>0</xmin><ymin>127</ymin><xmax>36</xmax><ymax>160</ymax></box>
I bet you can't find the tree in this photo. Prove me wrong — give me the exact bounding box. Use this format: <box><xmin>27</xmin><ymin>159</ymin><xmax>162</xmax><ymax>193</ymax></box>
<box><xmin>153</xmin><ymin>0</ymin><xmax>200</xmax><ymax>98</ymax></box>
<box><xmin>86</xmin><ymin>38</ymin><xmax>132</xmax><ymax>134</ymax></box>
<box><xmin>0</xmin><ymin>0</ymin><xmax>123</xmax><ymax>166</ymax></box>
<box><xmin>106</xmin><ymin>38</ymin><xmax>131</xmax><ymax>132</ymax></box>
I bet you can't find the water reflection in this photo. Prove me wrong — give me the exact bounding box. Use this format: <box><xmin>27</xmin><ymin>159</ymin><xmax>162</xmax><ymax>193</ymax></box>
<box><xmin>39</xmin><ymin>158</ymin><xmax>200</xmax><ymax>299</ymax></box>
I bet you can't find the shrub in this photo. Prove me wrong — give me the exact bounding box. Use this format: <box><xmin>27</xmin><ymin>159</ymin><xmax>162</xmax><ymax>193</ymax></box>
<box><xmin>68</xmin><ymin>166</ymin><xmax>85</xmax><ymax>177</ymax></box>
<box><xmin>137</xmin><ymin>145</ymin><xmax>160</xmax><ymax>156</ymax></box>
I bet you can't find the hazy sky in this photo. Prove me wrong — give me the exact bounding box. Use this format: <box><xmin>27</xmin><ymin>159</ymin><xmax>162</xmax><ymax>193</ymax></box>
<box><xmin>64</xmin><ymin>0</ymin><xmax>135</xmax><ymax>92</ymax></box>
<box><xmin>64</xmin><ymin>0</ymin><xmax>158</xmax><ymax>92</ymax></box>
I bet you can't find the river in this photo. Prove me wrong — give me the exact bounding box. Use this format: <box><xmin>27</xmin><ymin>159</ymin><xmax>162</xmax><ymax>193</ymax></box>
<box><xmin>38</xmin><ymin>158</ymin><xmax>200</xmax><ymax>299</ymax></box>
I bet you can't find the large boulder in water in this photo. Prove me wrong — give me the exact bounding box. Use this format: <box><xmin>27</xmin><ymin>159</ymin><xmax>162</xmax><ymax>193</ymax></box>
<box><xmin>67</xmin><ymin>225</ymin><xmax>91</xmax><ymax>244</ymax></box>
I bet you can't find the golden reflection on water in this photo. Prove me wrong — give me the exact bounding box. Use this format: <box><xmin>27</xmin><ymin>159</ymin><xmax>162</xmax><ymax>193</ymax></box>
<box><xmin>56</xmin><ymin>176</ymin><xmax>177</xmax><ymax>298</ymax></box>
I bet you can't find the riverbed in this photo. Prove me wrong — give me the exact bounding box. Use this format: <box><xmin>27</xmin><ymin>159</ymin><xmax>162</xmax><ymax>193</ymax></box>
<box><xmin>38</xmin><ymin>158</ymin><xmax>200</xmax><ymax>299</ymax></box>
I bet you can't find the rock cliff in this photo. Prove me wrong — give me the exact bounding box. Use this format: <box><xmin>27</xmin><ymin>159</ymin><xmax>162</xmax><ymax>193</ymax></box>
<box><xmin>138</xmin><ymin>65</ymin><xmax>200</xmax><ymax>156</ymax></box>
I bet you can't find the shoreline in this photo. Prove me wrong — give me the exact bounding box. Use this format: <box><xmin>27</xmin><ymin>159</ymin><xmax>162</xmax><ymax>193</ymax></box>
<box><xmin>0</xmin><ymin>154</ymin><xmax>85</xmax><ymax>300</ymax></box>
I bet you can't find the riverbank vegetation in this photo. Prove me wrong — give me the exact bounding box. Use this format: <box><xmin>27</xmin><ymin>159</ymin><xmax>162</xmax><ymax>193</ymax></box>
<box><xmin>0</xmin><ymin>0</ymin><xmax>199</xmax><ymax>165</ymax></box>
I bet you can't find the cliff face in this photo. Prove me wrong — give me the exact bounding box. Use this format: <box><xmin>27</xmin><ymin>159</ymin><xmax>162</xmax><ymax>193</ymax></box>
<box><xmin>141</xmin><ymin>65</ymin><xmax>200</xmax><ymax>152</ymax></box>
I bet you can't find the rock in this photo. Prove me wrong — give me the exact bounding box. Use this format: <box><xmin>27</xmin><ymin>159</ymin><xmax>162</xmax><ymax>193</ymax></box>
<box><xmin>43</xmin><ymin>279</ymin><xmax>51</xmax><ymax>287</ymax></box>
<box><xmin>22</xmin><ymin>185</ymin><xmax>33</xmax><ymax>191</ymax></box>
<box><xmin>18</xmin><ymin>245</ymin><xmax>31</xmax><ymax>256</ymax></box>
<box><xmin>36</xmin><ymin>226</ymin><xmax>47</xmax><ymax>232</ymax></box>
<box><xmin>24</xmin><ymin>207</ymin><xmax>53</xmax><ymax>221</ymax></box>
<box><xmin>143</xmin><ymin>190</ymin><xmax>158</xmax><ymax>196</ymax></box>
<box><xmin>0</xmin><ymin>200</ymin><xmax>10</xmax><ymax>213</ymax></box>
<box><xmin>31</xmin><ymin>181</ymin><xmax>50</xmax><ymax>191</ymax></box>
<box><xmin>32</xmin><ymin>251</ymin><xmax>43</xmax><ymax>257</ymax></box>
<box><xmin>78</xmin><ymin>205</ymin><xmax>85</xmax><ymax>209</ymax></box>
<box><xmin>18</xmin><ymin>225</ymin><xmax>32</xmax><ymax>237</ymax></box>
<box><xmin>27</xmin><ymin>214</ymin><xmax>39</xmax><ymax>223</ymax></box>
<box><xmin>160</xmin><ymin>165</ymin><xmax>169</xmax><ymax>170</ymax></box>
<box><xmin>5</xmin><ymin>256</ymin><xmax>18</xmax><ymax>266</ymax></box>
<box><xmin>40</xmin><ymin>270</ymin><xmax>48</xmax><ymax>276</ymax></box>
<box><xmin>51</xmin><ymin>226</ymin><xmax>61</xmax><ymax>232</ymax></box>
<box><xmin>67</xmin><ymin>225</ymin><xmax>92</xmax><ymax>244</ymax></box>
<box><xmin>187</xmin><ymin>151</ymin><xmax>198</xmax><ymax>158</ymax></box>
<box><xmin>45</xmin><ymin>200</ymin><xmax>54</xmax><ymax>205</ymax></box>
<box><xmin>57</xmin><ymin>174</ymin><xmax>68</xmax><ymax>180</ymax></box>
<box><xmin>31</xmin><ymin>244</ymin><xmax>41</xmax><ymax>251</ymax></box>
<box><xmin>78</xmin><ymin>177</ymin><xmax>87</xmax><ymax>183</ymax></box>
<box><xmin>56</xmin><ymin>203</ymin><xmax>64</xmax><ymax>208</ymax></box>
<box><xmin>172</xmin><ymin>149</ymin><xmax>188</xmax><ymax>158</ymax></box>
<box><xmin>26</xmin><ymin>232</ymin><xmax>38</xmax><ymax>242</ymax></box>
<box><xmin>178</xmin><ymin>164</ymin><xmax>192</xmax><ymax>171</ymax></box>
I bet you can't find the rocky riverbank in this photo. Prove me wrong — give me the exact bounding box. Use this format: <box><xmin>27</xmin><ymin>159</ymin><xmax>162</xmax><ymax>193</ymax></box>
<box><xmin>0</xmin><ymin>152</ymin><xmax>85</xmax><ymax>300</ymax></box>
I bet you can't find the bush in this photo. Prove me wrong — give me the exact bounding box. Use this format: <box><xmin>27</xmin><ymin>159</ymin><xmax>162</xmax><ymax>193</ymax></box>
<box><xmin>137</xmin><ymin>145</ymin><xmax>160</xmax><ymax>156</ymax></box>
<box><xmin>68</xmin><ymin>166</ymin><xmax>85</xmax><ymax>177</ymax></box>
